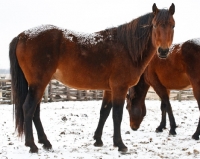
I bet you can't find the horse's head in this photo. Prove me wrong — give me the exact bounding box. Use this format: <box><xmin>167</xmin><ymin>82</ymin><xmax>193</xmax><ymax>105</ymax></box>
<box><xmin>126</xmin><ymin>90</ymin><xmax>146</xmax><ymax>131</ymax></box>
<box><xmin>151</xmin><ymin>3</ymin><xmax>175</xmax><ymax>59</ymax></box>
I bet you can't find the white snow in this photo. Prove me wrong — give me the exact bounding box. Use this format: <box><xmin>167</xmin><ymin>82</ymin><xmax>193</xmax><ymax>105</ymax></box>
<box><xmin>169</xmin><ymin>37</ymin><xmax>200</xmax><ymax>54</ymax></box>
<box><xmin>1</xmin><ymin>100</ymin><xmax>200</xmax><ymax>158</ymax></box>
<box><xmin>62</xmin><ymin>30</ymin><xmax>103</xmax><ymax>45</ymax></box>
<box><xmin>169</xmin><ymin>43</ymin><xmax>183</xmax><ymax>53</ymax></box>
<box><xmin>190</xmin><ymin>38</ymin><xmax>200</xmax><ymax>46</ymax></box>
<box><xmin>24</xmin><ymin>25</ymin><xmax>103</xmax><ymax>45</ymax></box>
<box><xmin>24</xmin><ymin>25</ymin><xmax>57</xmax><ymax>38</ymax></box>
<box><xmin>169</xmin><ymin>44</ymin><xmax>176</xmax><ymax>53</ymax></box>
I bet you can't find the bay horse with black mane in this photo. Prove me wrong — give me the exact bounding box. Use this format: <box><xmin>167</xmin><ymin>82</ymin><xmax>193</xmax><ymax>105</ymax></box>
<box><xmin>9</xmin><ymin>3</ymin><xmax>175</xmax><ymax>153</ymax></box>
<box><xmin>126</xmin><ymin>38</ymin><xmax>200</xmax><ymax>140</ymax></box>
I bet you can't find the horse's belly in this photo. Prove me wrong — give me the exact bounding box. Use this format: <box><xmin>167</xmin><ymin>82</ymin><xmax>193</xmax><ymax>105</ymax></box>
<box><xmin>161</xmin><ymin>74</ymin><xmax>191</xmax><ymax>90</ymax></box>
<box><xmin>53</xmin><ymin>69</ymin><xmax>110</xmax><ymax>90</ymax></box>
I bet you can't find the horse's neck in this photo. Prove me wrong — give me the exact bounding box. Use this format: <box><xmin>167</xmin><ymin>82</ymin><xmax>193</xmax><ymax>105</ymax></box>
<box><xmin>134</xmin><ymin>74</ymin><xmax>150</xmax><ymax>100</ymax></box>
<box><xmin>136</xmin><ymin>40</ymin><xmax>157</xmax><ymax>73</ymax></box>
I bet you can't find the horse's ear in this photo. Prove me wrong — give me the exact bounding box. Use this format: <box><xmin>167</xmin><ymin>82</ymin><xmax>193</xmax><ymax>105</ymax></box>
<box><xmin>152</xmin><ymin>3</ymin><xmax>159</xmax><ymax>15</ymax></box>
<box><xmin>169</xmin><ymin>3</ymin><xmax>175</xmax><ymax>15</ymax></box>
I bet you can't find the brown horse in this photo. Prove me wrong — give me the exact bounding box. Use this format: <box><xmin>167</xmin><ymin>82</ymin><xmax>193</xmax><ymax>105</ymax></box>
<box><xmin>9</xmin><ymin>3</ymin><xmax>175</xmax><ymax>153</ymax></box>
<box><xmin>126</xmin><ymin>38</ymin><xmax>200</xmax><ymax>140</ymax></box>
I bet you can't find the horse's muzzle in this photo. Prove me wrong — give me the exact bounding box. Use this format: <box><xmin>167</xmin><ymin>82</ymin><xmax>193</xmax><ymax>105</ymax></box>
<box><xmin>158</xmin><ymin>47</ymin><xmax>169</xmax><ymax>59</ymax></box>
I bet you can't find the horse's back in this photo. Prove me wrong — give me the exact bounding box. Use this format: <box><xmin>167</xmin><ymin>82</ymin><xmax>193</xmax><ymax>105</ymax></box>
<box><xmin>181</xmin><ymin>39</ymin><xmax>200</xmax><ymax>80</ymax></box>
<box><xmin>181</xmin><ymin>39</ymin><xmax>200</xmax><ymax>64</ymax></box>
<box><xmin>15</xmin><ymin>25</ymin><xmax>134</xmax><ymax>90</ymax></box>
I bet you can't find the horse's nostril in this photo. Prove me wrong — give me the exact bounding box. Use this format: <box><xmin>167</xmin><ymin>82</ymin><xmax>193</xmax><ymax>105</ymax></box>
<box><xmin>158</xmin><ymin>47</ymin><xmax>162</xmax><ymax>53</ymax></box>
<box><xmin>163</xmin><ymin>48</ymin><xmax>169</xmax><ymax>54</ymax></box>
<box><xmin>158</xmin><ymin>48</ymin><xmax>169</xmax><ymax>54</ymax></box>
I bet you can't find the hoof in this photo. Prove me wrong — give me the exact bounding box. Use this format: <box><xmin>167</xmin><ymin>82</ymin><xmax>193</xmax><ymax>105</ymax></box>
<box><xmin>156</xmin><ymin>125</ymin><xmax>166</xmax><ymax>133</ymax></box>
<box><xmin>114</xmin><ymin>142</ymin><xmax>128</xmax><ymax>152</ymax></box>
<box><xmin>169</xmin><ymin>130</ymin><xmax>177</xmax><ymax>136</ymax></box>
<box><xmin>93</xmin><ymin>136</ymin><xmax>103</xmax><ymax>147</ymax></box>
<box><xmin>155</xmin><ymin>128</ymin><xmax>163</xmax><ymax>133</ymax></box>
<box><xmin>94</xmin><ymin>141</ymin><xmax>103</xmax><ymax>147</ymax></box>
<box><xmin>29</xmin><ymin>146</ymin><xmax>38</xmax><ymax>153</ymax></box>
<box><xmin>38</xmin><ymin>139</ymin><xmax>52</xmax><ymax>150</ymax></box>
<box><xmin>26</xmin><ymin>143</ymin><xmax>38</xmax><ymax>153</ymax></box>
<box><xmin>118</xmin><ymin>146</ymin><xmax>128</xmax><ymax>152</ymax></box>
<box><xmin>43</xmin><ymin>141</ymin><xmax>52</xmax><ymax>150</ymax></box>
<box><xmin>43</xmin><ymin>144</ymin><xmax>52</xmax><ymax>150</ymax></box>
<box><xmin>192</xmin><ymin>134</ymin><xmax>199</xmax><ymax>140</ymax></box>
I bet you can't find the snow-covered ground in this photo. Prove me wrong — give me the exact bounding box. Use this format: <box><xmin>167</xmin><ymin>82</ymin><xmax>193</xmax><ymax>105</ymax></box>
<box><xmin>1</xmin><ymin>100</ymin><xmax>200</xmax><ymax>159</ymax></box>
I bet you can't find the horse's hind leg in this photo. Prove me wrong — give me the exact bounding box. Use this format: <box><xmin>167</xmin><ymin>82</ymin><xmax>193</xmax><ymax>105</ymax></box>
<box><xmin>193</xmin><ymin>118</ymin><xmax>200</xmax><ymax>140</ymax></box>
<box><xmin>33</xmin><ymin>103</ymin><xmax>52</xmax><ymax>150</ymax></box>
<box><xmin>182</xmin><ymin>42</ymin><xmax>200</xmax><ymax>140</ymax></box>
<box><xmin>94</xmin><ymin>91</ymin><xmax>112</xmax><ymax>147</ymax></box>
<box><xmin>191</xmin><ymin>85</ymin><xmax>200</xmax><ymax>140</ymax></box>
<box><xmin>23</xmin><ymin>85</ymin><xmax>49</xmax><ymax>153</ymax></box>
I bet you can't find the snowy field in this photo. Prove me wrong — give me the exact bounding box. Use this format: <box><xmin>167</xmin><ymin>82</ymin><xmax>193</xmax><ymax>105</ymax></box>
<box><xmin>1</xmin><ymin>100</ymin><xmax>200</xmax><ymax>159</ymax></box>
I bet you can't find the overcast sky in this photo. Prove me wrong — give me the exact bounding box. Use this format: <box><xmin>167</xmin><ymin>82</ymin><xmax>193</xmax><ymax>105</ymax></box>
<box><xmin>1</xmin><ymin>0</ymin><xmax>200</xmax><ymax>69</ymax></box>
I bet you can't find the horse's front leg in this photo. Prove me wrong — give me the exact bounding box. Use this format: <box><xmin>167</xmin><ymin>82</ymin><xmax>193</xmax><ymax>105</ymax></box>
<box><xmin>153</xmin><ymin>84</ymin><xmax>177</xmax><ymax>135</ymax></box>
<box><xmin>156</xmin><ymin>98</ymin><xmax>177</xmax><ymax>135</ymax></box>
<box><xmin>94</xmin><ymin>91</ymin><xmax>112</xmax><ymax>147</ymax></box>
<box><xmin>156</xmin><ymin>101</ymin><xmax>167</xmax><ymax>132</ymax></box>
<box><xmin>165</xmin><ymin>100</ymin><xmax>177</xmax><ymax>135</ymax></box>
<box><xmin>33</xmin><ymin>103</ymin><xmax>52</xmax><ymax>150</ymax></box>
<box><xmin>112</xmin><ymin>88</ymin><xmax>128</xmax><ymax>152</ymax></box>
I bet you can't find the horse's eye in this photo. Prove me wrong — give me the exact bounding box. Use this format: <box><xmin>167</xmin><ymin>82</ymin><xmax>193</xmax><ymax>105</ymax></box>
<box><xmin>153</xmin><ymin>25</ymin><xmax>157</xmax><ymax>29</ymax></box>
<box><xmin>172</xmin><ymin>25</ymin><xmax>175</xmax><ymax>29</ymax></box>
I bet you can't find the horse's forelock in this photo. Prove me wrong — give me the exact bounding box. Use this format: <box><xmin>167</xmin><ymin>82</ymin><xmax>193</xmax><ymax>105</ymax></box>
<box><xmin>155</xmin><ymin>9</ymin><xmax>173</xmax><ymax>25</ymax></box>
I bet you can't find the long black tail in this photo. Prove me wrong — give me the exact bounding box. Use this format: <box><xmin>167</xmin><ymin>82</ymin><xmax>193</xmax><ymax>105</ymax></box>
<box><xmin>9</xmin><ymin>37</ymin><xmax>28</xmax><ymax>136</ymax></box>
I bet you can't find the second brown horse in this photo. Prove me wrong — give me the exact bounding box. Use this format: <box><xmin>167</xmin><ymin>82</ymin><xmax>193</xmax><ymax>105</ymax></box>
<box><xmin>126</xmin><ymin>38</ymin><xmax>200</xmax><ymax>140</ymax></box>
